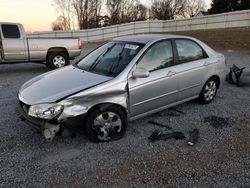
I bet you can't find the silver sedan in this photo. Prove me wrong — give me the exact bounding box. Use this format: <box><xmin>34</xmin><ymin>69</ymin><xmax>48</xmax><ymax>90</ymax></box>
<box><xmin>18</xmin><ymin>34</ymin><xmax>226</xmax><ymax>142</ymax></box>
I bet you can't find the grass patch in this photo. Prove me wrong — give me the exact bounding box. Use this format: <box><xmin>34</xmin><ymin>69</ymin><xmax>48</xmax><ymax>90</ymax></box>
<box><xmin>169</xmin><ymin>28</ymin><xmax>250</xmax><ymax>51</ymax></box>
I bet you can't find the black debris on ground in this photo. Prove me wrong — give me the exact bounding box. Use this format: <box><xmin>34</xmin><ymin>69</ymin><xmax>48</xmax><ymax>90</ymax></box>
<box><xmin>148</xmin><ymin>121</ymin><xmax>172</xmax><ymax>130</ymax></box>
<box><xmin>187</xmin><ymin>129</ymin><xmax>200</xmax><ymax>146</ymax></box>
<box><xmin>226</xmin><ymin>64</ymin><xmax>246</xmax><ymax>86</ymax></box>
<box><xmin>148</xmin><ymin>130</ymin><xmax>186</xmax><ymax>142</ymax></box>
<box><xmin>169</xmin><ymin>107</ymin><xmax>186</xmax><ymax>115</ymax></box>
<box><xmin>204</xmin><ymin>116</ymin><xmax>230</xmax><ymax>129</ymax></box>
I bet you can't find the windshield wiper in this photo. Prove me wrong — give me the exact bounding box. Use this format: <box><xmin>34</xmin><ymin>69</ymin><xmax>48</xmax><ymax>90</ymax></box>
<box><xmin>109</xmin><ymin>49</ymin><xmax>124</xmax><ymax>76</ymax></box>
<box><xmin>89</xmin><ymin>43</ymin><xmax>117</xmax><ymax>71</ymax></box>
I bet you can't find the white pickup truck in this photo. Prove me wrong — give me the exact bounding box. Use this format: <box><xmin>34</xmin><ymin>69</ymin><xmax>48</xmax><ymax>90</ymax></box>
<box><xmin>0</xmin><ymin>22</ymin><xmax>82</xmax><ymax>69</ymax></box>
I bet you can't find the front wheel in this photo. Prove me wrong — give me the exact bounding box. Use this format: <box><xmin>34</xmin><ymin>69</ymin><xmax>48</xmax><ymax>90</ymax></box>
<box><xmin>198</xmin><ymin>78</ymin><xmax>218</xmax><ymax>104</ymax></box>
<box><xmin>47</xmin><ymin>52</ymin><xmax>69</xmax><ymax>70</ymax></box>
<box><xmin>84</xmin><ymin>105</ymin><xmax>127</xmax><ymax>143</ymax></box>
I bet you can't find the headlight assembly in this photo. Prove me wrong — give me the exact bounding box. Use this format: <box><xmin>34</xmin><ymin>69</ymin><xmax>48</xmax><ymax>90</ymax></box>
<box><xmin>28</xmin><ymin>103</ymin><xmax>63</xmax><ymax>120</ymax></box>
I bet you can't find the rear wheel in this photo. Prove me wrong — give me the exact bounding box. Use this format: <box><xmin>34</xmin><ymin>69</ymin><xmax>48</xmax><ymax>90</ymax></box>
<box><xmin>84</xmin><ymin>105</ymin><xmax>127</xmax><ymax>143</ymax></box>
<box><xmin>198</xmin><ymin>77</ymin><xmax>218</xmax><ymax>104</ymax></box>
<box><xmin>47</xmin><ymin>52</ymin><xmax>69</xmax><ymax>69</ymax></box>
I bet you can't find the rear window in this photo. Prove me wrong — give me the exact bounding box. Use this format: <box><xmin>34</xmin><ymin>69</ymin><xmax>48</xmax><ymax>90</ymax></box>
<box><xmin>1</xmin><ymin>24</ymin><xmax>21</xmax><ymax>39</ymax></box>
<box><xmin>175</xmin><ymin>39</ymin><xmax>206</xmax><ymax>63</ymax></box>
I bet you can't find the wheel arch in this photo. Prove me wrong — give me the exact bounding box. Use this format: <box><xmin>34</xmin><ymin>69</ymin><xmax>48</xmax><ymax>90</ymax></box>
<box><xmin>46</xmin><ymin>47</ymin><xmax>69</xmax><ymax>61</ymax></box>
<box><xmin>207</xmin><ymin>75</ymin><xmax>221</xmax><ymax>89</ymax></box>
<box><xmin>86</xmin><ymin>103</ymin><xmax>128</xmax><ymax>118</ymax></box>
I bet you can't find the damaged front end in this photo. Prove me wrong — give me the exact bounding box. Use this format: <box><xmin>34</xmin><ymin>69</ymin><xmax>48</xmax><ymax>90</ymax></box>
<box><xmin>18</xmin><ymin>99</ymin><xmax>62</xmax><ymax>141</ymax></box>
<box><xmin>18</xmin><ymin>80</ymin><xmax>129</xmax><ymax>141</ymax></box>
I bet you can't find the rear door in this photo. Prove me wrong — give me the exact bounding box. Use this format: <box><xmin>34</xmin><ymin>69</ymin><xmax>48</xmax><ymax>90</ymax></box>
<box><xmin>128</xmin><ymin>40</ymin><xmax>179</xmax><ymax>118</ymax></box>
<box><xmin>173</xmin><ymin>39</ymin><xmax>211</xmax><ymax>101</ymax></box>
<box><xmin>1</xmin><ymin>24</ymin><xmax>26</xmax><ymax>61</ymax></box>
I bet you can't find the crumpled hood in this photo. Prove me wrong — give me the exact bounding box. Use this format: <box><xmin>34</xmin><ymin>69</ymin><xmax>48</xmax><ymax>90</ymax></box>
<box><xmin>19</xmin><ymin>65</ymin><xmax>112</xmax><ymax>105</ymax></box>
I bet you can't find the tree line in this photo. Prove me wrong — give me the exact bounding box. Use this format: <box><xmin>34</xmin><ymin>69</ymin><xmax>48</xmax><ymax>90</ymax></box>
<box><xmin>210</xmin><ymin>0</ymin><xmax>250</xmax><ymax>14</ymax></box>
<box><xmin>51</xmin><ymin>0</ymin><xmax>207</xmax><ymax>30</ymax></box>
<box><xmin>51</xmin><ymin>0</ymin><xmax>250</xmax><ymax>31</ymax></box>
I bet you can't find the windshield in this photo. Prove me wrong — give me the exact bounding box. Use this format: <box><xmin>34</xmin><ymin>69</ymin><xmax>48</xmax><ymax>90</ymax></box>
<box><xmin>76</xmin><ymin>41</ymin><xmax>144</xmax><ymax>77</ymax></box>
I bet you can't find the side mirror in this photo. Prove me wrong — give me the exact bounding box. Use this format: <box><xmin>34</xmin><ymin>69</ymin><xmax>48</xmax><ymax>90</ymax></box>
<box><xmin>132</xmin><ymin>67</ymin><xmax>150</xmax><ymax>79</ymax></box>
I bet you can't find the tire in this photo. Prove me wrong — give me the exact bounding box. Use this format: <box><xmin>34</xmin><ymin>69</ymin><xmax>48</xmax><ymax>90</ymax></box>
<box><xmin>84</xmin><ymin>105</ymin><xmax>127</xmax><ymax>143</ymax></box>
<box><xmin>47</xmin><ymin>52</ymin><xmax>69</xmax><ymax>70</ymax></box>
<box><xmin>198</xmin><ymin>77</ymin><xmax>219</xmax><ymax>104</ymax></box>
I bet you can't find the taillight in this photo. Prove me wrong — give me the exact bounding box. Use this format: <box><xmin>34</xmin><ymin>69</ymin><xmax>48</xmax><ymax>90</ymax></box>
<box><xmin>78</xmin><ymin>39</ymin><xmax>83</xmax><ymax>49</ymax></box>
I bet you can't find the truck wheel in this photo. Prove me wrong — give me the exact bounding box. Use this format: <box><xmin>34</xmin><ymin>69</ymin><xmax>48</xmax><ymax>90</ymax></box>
<box><xmin>84</xmin><ymin>105</ymin><xmax>127</xmax><ymax>143</ymax></box>
<box><xmin>47</xmin><ymin>52</ymin><xmax>69</xmax><ymax>69</ymax></box>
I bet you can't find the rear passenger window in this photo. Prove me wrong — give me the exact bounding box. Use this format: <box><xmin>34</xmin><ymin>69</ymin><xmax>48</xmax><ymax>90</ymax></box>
<box><xmin>175</xmin><ymin>39</ymin><xmax>206</xmax><ymax>63</ymax></box>
<box><xmin>1</xmin><ymin>24</ymin><xmax>21</xmax><ymax>39</ymax></box>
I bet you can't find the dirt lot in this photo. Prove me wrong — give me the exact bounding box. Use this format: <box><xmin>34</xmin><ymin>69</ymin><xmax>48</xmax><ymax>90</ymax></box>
<box><xmin>0</xmin><ymin>44</ymin><xmax>250</xmax><ymax>188</ymax></box>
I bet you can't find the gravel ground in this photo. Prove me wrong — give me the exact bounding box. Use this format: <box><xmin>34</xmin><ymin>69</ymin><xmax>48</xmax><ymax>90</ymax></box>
<box><xmin>0</xmin><ymin>45</ymin><xmax>250</xmax><ymax>188</ymax></box>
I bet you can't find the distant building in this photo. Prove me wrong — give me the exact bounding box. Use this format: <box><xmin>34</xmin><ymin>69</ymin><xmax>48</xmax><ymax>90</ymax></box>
<box><xmin>195</xmin><ymin>11</ymin><xmax>210</xmax><ymax>17</ymax></box>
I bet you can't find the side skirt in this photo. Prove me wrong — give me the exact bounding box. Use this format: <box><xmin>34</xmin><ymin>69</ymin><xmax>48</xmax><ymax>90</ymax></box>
<box><xmin>128</xmin><ymin>95</ymin><xmax>198</xmax><ymax>121</ymax></box>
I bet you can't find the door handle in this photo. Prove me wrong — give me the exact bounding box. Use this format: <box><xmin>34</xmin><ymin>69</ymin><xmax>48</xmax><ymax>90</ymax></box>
<box><xmin>204</xmin><ymin>61</ymin><xmax>210</xmax><ymax>66</ymax></box>
<box><xmin>166</xmin><ymin>71</ymin><xmax>176</xmax><ymax>77</ymax></box>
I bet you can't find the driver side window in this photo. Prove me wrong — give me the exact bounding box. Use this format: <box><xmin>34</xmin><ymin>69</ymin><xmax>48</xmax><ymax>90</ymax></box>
<box><xmin>137</xmin><ymin>40</ymin><xmax>173</xmax><ymax>72</ymax></box>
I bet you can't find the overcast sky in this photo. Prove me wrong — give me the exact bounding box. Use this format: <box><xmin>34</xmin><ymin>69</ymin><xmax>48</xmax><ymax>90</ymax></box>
<box><xmin>0</xmin><ymin>0</ymin><xmax>212</xmax><ymax>32</ymax></box>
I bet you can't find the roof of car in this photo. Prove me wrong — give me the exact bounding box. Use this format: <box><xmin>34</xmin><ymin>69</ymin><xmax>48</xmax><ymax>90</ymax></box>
<box><xmin>113</xmin><ymin>34</ymin><xmax>186</xmax><ymax>44</ymax></box>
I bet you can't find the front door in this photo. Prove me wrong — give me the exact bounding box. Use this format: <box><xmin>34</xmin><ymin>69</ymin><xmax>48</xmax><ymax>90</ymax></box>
<box><xmin>128</xmin><ymin>40</ymin><xmax>179</xmax><ymax>118</ymax></box>
<box><xmin>1</xmin><ymin>24</ymin><xmax>26</xmax><ymax>61</ymax></box>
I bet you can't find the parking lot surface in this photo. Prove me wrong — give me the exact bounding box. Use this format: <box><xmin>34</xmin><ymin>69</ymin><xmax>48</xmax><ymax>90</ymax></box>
<box><xmin>0</xmin><ymin>44</ymin><xmax>250</xmax><ymax>188</ymax></box>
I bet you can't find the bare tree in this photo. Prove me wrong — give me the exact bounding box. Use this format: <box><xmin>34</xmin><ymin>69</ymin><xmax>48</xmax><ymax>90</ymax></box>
<box><xmin>52</xmin><ymin>0</ymin><xmax>206</xmax><ymax>30</ymax></box>
<box><xmin>51</xmin><ymin>16</ymin><xmax>69</xmax><ymax>30</ymax></box>
<box><xmin>106</xmin><ymin>0</ymin><xmax>147</xmax><ymax>25</ymax></box>
<box><xmin>106</xmin><ymin>0</ymin><xmax>122</xmax><ymax>25</ymax></box>
<box><xmin>72</xmin><ymin>0</ymin><xmax>103</xmax><ymax>29</ymax></box>
<box><xmin>120</xmin><ymin>0</ymin><xmax>134</xmax><ymax>23</ymax></box>
<box><xmin>121</xmin><ymin>0</ymin><xmax>148</xmax><ymax>23</ymax></box>
<box><xmin>53</xmin><ymin>0</ymin><xmax>72</xmax><ymax>29</ymax></box>
<box><xmin>72</xmin><ymin>0</ymin><xmax>88</xmax><ymax>29</ymax></box>
<box><xmin>183</xmin><ymin>0</ymin><xmax>206</xmax><ymax>17</ymax></box>
<box><xmin>88</xmin><ymin>0</ymin><xmax>104</xmax><ymax>28</ymax></box>
<box><xmin>150</xmin><ymin>0</ymin><xmax>186</xmax><ymax>20</ymax></box>
<box><xmin>131</xmin><ymin>3</ymin><xmax>148</xmax><ymax>21</ymax></box>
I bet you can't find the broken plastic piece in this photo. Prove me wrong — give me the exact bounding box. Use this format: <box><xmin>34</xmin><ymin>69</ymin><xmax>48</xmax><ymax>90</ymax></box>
<box><xmin>187</xmin><ymin>129</ymin><xmax>199</xmax><ymax>146</ymax></box>
<box><xmin>148</xmin><ymin>130</ymin><xmax>186</xmax><ymax>142</ymax></box>
<box><xmin>43</xmin><ymin>123</ymin><xmax>60</xmax><ymax>141</ymax></box>
<box><xmin>226</xmin><ymin>64</ymin><xmax>246</xmax><ymax>86</ymax></box>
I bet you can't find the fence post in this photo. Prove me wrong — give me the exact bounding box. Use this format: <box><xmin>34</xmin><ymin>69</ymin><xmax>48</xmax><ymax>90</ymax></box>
<box><xmin>175</xmin><ymin>19</ymin><xmax>178</xmax><ymax>32</ymax></box>
<box><xmin>102</xmin><ymin>28</ymin><xmax>104</xmax><ymax>41</ymax></box>
<box><xmin>86</xmin><ymin>30</ymin><xmax>88</xmax><ymax>43</ymax></box>
<box><xmin>134</xmin><ymin>22</ymin><xmax>135</xmax><ymax>35</ymax></box>
<box><xmin>149</xmin><ymin>20</ymin><xmax>151</xmax><ymax>34</ymax></box>
<box><xmin>205</xmin><ymin>16</ymin><xmax>208</xmax><ymax>30</ymax></box>
<box><xmin>224</xmin><ymin>14</ymin><xmax>228</xmax><ymax>29</ymax></box>
<box><xmin>189</xmin><ymin>18</ymin><xmax>192</xmax><ymax>31</ymax></box>
<box><xmin>248</xmin><ymin>11</ymin><xmax>250</xmax><ymax>28</ymax></box>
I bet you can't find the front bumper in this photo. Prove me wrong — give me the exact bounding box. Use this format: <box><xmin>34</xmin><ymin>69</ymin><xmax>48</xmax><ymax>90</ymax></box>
<box><xmin>18</xmin><ymin>100</ymin><xmax>46</xmax><ymax>132</ymax></box>
<box><xmin>18</xmin><ymin>100</ymin><xmax>61</xmax><ymax>140</ymax></box>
